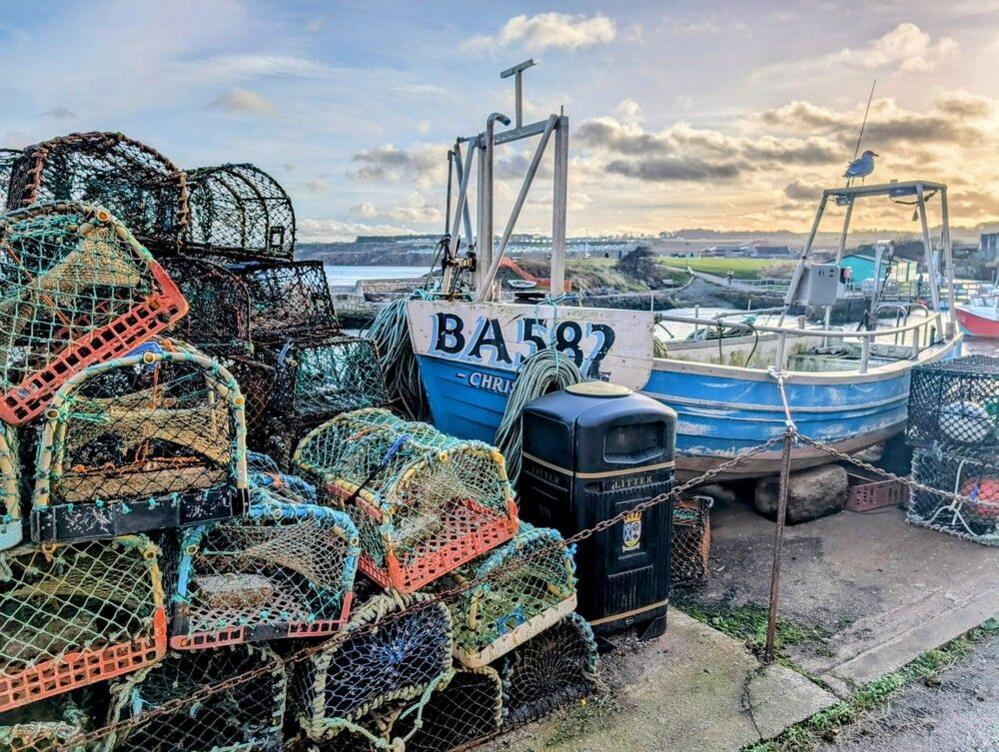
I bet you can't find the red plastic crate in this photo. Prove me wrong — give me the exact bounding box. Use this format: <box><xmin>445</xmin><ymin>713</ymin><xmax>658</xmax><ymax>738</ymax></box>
<box><xmin>845</xmin><ymin>470</ymin><xmax>907</xmax><ymax>512</ymax></box>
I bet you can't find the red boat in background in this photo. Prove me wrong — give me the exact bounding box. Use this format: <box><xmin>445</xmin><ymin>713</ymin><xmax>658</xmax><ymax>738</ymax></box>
<box><xmin>955</xmin><ymin>281</ymin><xmax>999</xmax><ymax>338</ymax></box>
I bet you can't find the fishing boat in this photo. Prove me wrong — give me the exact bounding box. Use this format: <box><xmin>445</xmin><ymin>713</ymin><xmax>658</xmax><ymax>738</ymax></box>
<box><xmin>407</xmin><ymin>63</ymin><xmax>963</xmax><ymax>479</ymax></box>
<box><xmin>955</xmin><ymin>277</ymin><xmax>998</xmax><ymax>338</ymax></box>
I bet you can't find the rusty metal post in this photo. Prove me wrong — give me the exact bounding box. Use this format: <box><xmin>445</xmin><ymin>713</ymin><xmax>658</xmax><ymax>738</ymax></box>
<box><xmin>764</xmin><ymin>428</ymin><xmax>794</xmax><ymax>662</ymax></box>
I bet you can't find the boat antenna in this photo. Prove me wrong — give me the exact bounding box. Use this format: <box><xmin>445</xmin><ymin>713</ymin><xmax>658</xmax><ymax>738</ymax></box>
<box><xmin>852</xmin><ymin>79</ymin><xmax>877</xmax><ymax>161</ymax></box>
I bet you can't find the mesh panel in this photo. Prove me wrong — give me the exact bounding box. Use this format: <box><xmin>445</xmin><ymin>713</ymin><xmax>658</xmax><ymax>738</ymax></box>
<box><xmin>0</xmin><ymin>698</ymin><xmax>89</xmax><ymax>752</ymax></box>
<box><xmin>388</xmin><ymin>667</ymin><xmax>502</xmax><ymax>752</ymax></box>
<box><xmin>290</xmin><ymin>593</ymin><xmax>453</xmax><ymax>742</ymax></box>
<box><xmin>170</xmin><ymin>498</ymin><xmax>359</xmax><ymax>650</ymax></box>
<box><xmin>0</xmin><ymin>202</ymin><xmax>188</xmax><ymax>425</ymax></box>
<box><xmin>234</xmin><ymin>261</ymin><xmax>340</xmax><ymax>343</ymax></box>
<box><xmin>0</xmin><ymin>536</ymin><xmax>167</xmax><ymax>712</ymax></box>
<box><xmin>6</xmin><ymin>132</ymin><xmax>189</xmax><ymax>251</ymax></box>
<box><xmin>184</xmin><ymin>164</ymin><xmax>295</xmax><ymax>261</ymax></box>
<box><xmin>671</xmin><ymin>496</ymin><xmax>712</xmax><ymax>588</ymax></box>
<box><xmin>160</xmin><ymin>258</ymin><xmax>251</xmax><ymax>355</ymax></box>
<box><xmin>293</xmin><ymin>413</ymin><xmax>518</xmax><ymax>593</ymax></box>
<box><xmin>0</xmin><ymin>149</ymin><xmax>20</xmax><ymax>209</ymax></box>
<box><xmin>909</xmin><ymin>447</ymin><xmax>999</xmax><ymax>544</ymax></box>
<box><xmin>0</xmin><ymin>423</ymin><xmax>21</xmax><ymax>551</ymax></box>
<box><xmin>499</xmin><ymin>612</ymin><xmax>599</xmax><ymax>729</ymax></box>
<box><xmin>102</xmin><ymin>645</ymin><xmax>285</xmax><ymax>752</ymax></box>
<box><xmin>906</xmin><ymin>355</ymin><xmax>998</xmax><ymax>454</ymax></box>
<box><xmin>32</xmin><ymin>347</ymin><xmax>248</xmax><ymax>543</ymax></box>
<box><xmin>439</xmin><ymin>523</ymin><xmax>577</xmax><ymax>667</ymax></box>
<box><xmin>228</xmin><ymin>356</ymin><xmax>277</xmax><ymax>445</ymax></box>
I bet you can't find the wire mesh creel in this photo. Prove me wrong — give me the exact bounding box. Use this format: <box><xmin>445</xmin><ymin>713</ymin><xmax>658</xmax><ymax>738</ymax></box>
<box><xmin>499</xmin><ymin>612</ymin><xmax>599</xmax><ymax>729</ymax></box>
<box><xmin>906</xmin><ymin>355</ymin><xmax>999</xmax><ymax>456</ymax></box>
<box><xmin>31</xmin><ymin>347</ymin><xmax>249</xmax><ymax>543</ymax></box>
<box><xmin>184</xmin><ymin>163</ymin><xmax>296</xmax><ymax>261</ymax></box>
<box><xmin>438</xmin><ymin>522</ymin><xmax>577</xmax><ymax>668</ymax></box>
<box><xmin>293</xmin><ymin>409</ymin><xmax>519</xmax><ymax>594</ymax></box>
<box><xmin>6</xmin><ymin>132</ymin><xmax>189</xmax><ymax>252</ymax></box>
<box><xmin>234</xmin><ymin>260</ymin><xmax>341</xmax><ymax>343</ymax></box>
<box><xmin>0</xmin><ymin>535</ymin><xmax>168</xmax><ymax>713</ymax></box>
<box><xmin>170</xmin><ymin>497</ymin><xmax>360</xmax><ymax>650</ymax></box>
<box><xmin>909</xmin><ymin>447</ymin><xmax>998</xmax><ymax>545</ymax></box>
<box><xmin>0</xmin><ymin>148</ymin><xmax>20</xmax><ymax>209</ymax></box>
<box><xmin>160</xmin><ymin>257</ymin><xmax>251</xmax><ymax>355</ymax></box>
<box><xmin>0</xmin><ymin>698</ymin><xmax>89</xmax><ymax>752</ymax></box>
<box><xmin>0</xmin><ymin>202</ymin><xmax>189</xmax><ymax>425</ymax></box>
<box><xmin>0</xmin><ymin>423</ymin><xmax>21</xmax><ymax>551</ymax></box>
<box><xmin>101</xmin><ymin>645</ymin><xmax>287</xmax><ymax>752</ymax></box>
<box><xmin>290</xmin><ymin>592</ymin><xmax>454</xmax><ymax>744</ymax></box>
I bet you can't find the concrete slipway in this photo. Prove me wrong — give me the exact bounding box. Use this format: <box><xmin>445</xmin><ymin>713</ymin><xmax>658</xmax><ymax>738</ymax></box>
<box><xmin>483</xmin><ymin>500</ymin><xmax>998</xmax><ymax>751</ymax></box>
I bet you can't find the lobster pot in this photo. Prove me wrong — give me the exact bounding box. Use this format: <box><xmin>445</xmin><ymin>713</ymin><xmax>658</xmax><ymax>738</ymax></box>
<box><xmin>6</xmin><ymin>132</ymin><xmax>189</xmax><ymax>251</ymax></box>
<box><xmin>906</xmin><ymin>355</ymin><xmax>998</xmax><ymax>453</ymax></box>
<box><xmin>184</xmin><ymin>164</ymin><xmax>295</xmax><ymax>261</ymax></box>
<box><xmin>294</xmin><ymin>415</ymin><xmax>518</xmax><ymax>593</ymax></box>
<box><xmin>224</xmin><ymin>355</ymin><xmax>277</xmax><ymax>445</ymax></box>
<box><xmin>0</xmin><ymin>148</ymin><xmax>19</xmax><ymax>209</ymax></box>
<box><xmin>170</xmin><ymin>499</ymin><xmax>359</xmax><ymax>650</ymax></box>
<box><xmin>290</xmin><ymin>593</ymin><xmax>453</xmax><ymax>742</ymax></box>
<box><xmin>259</xmin><ymin>336</ymin><xmax>390</xmax><ymax>462</ymax></box>
<box><xmin>236</xmin><ymin>261</ymin><xmax>341</xmax><ymax>343</ymax></box>
<box><xmin>441</xmin><ymin>523</ymin><xmax>577</xmax><ymax>668</ymax></box>
<box><xmin>499</xmin><ymin>613</ymin><xmax>599</xmax><ymax>729</ymax></box>
<box><xmin>0</xmin><ymin>423</ymin><xmax>21</xmax><ymax>551</ymax></box>
<box><xmin>161</xmin><ymin>257</ymin><xmax>251</xmax><ymax>355</ymax></box>
<box><xmin>0</xmin><ymin>536</ymin><xmax>167</xmax><ymax>713</ymax></box>
<box><xmin>0</xmin><ymin>699</ymin><xmax>88</xmax><ymax>752</ymax></box>
<box><xmin>909</xmin><ymin>448</ymin><xmax>998</xmax><ymax>545</ymax></box>
<box><xmin>388</xmin><ymin>668</ymin><xmax>503</xmax><ymax>752</ymax></box>
<box><xmin>671</xmin><ymin>495</ymin><xmax>713</xmax><ymax>588</ymax></box>
<box><xmin>102</xmin><ymin>645</ymin><xmax>286</xmax><ymax>752</ymax></box>
<box><xmin>0</xmin><ymin>203</ymin><xmax>188</xmax><ymax>425</ymax></box>
<box><xmin>31</xmin><ymin>348</ymin><xmax>249</xmax><ymax>543</ymax></box>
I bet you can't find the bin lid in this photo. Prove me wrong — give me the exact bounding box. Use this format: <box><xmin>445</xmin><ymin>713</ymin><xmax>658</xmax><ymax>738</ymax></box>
<box><xmin>565</xmin><ymin>381</ymin><xmax>632</xmax><ymax>398</ymax></box>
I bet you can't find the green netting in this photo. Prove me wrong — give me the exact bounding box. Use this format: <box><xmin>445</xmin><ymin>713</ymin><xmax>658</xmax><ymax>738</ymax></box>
<box><xmin>0</xmin><ymin>697</ymin><xmax>89</xmax><ymax>752</ymax></box>
<box><xmin>387</xmin><ymin>667</ymin><xmax>503</xmax><ymax>752</ymax></box>
<box><xmin>290</xmin><ymin>592</ymin><xmax>453</xmax><ymax>743</ymax></box>
<box><xmin>184</xmin><ymin>164</ymin><xmax>295</xmax><ymax>261</ymax></box>
<box><xmin>499</xmin><ymin>612</ymin><xmax>599</xmax><ymax>729</ymax></box>
<box><xmin>0</xmin><ymin>536</ymin><xmax>167</xmax><ymax>713</ymax></box>
<box><xmin>170</xmin><ymin>497</ymin><xmax>360</xmax><ymax>649</ymax></box>
<box><xmin>32</xmin><ymin>346</ymin><xmax>248</xmax><ymax>543</ymax></box>
<box><xmin>437</xmin><ymin>522</ymin><xmax>577</xmax><ymax>668</ymax></box>
<box><xmin>293</xmin><ymin>412</ymin><xmax>517</xmax><ymax>593</ymax></box>
<box><xmin>6</xmin><ymin>132</ymin><xmax>189</xmax><ymax>252</ymax></box>
<box><xmin>0</xmin><ymin>202</ymin><xmax>188</xmax><ymax>426</ymax></box>
<box><xmin>0</xmin><ymin>422</ymin><xmax>21</xmax><ymax>551</ymax></box>
<box><xmin>101</xmin><ymin>645</ymin><xmax>286</xmax><ymax>752</ymax></box>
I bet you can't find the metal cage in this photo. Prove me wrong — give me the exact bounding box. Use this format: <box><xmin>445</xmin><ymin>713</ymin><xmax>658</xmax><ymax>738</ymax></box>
<box><xmin>6</xmin><ymin>132</ymin><xmax>189</xmax><ymax>252</ymax></box>
<box><xmin>909</xmin><ymin>447</ymin><xmax>998</xmax><ymax>545</ymax></box>
<box><xmin>0</xmin><ymin>423</ymin><xmax>21</xmax><ymax>551</ymax></box>
<box><xmin>0</xmin><ymin>202</ymin><xmax>188</xmax><ymax>425</ymax></box>
<box><xmin>234</xmin><ymin>261</ymin><xmax>340</xmax><ymax>343</ymax></box>
<box><xmin>32</xmin><ymin>347</ymin><xmax>249</xmax><ymax>543</ymax></box>
<box><xmin>184</xmin><ymin>163</ymin><xmax>295</xmax><ymax>261</ymax></box>
<box><xmin>0</xmin><ymin>148</ymin><xmax>20</xmax><ymax>209</ymax></box>
<box><xmin>160</xmin><ymin>257</ymin><xmax>251</xmax><ymax>355</ymax></box>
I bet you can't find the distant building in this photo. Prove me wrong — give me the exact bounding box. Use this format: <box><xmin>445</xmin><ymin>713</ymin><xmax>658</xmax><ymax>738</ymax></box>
<box><xmin>751</xmin><ymin>245</ymin><xmax>795</xmax><ymax>259</ymax></box>
<box><xmin>981</xmin><ymin>232</ymin><xmax>999</xmax><ymax>262</ymax></box>
<box><xmin>841</xmin><ymin>247</ymin><xmax>917</xmax><ymax>285</ymax></box>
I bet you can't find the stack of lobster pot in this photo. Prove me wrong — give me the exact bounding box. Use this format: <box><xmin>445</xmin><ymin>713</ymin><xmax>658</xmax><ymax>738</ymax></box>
<box><xmin>905</xmin><ymin>354</ymin><xmax>998</xmax><ymax>545</ymax></box>
<box><xmin>287</xmin><ymin>407</ymin><xmax>600</xmax><ymax>750</ymax></box>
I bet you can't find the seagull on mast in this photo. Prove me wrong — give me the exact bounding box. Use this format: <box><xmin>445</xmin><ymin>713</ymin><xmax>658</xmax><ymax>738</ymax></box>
<box><xmin>844</xmin><ymin>150</ymin><xmax>878</xmax><ymax>186</ymax></box>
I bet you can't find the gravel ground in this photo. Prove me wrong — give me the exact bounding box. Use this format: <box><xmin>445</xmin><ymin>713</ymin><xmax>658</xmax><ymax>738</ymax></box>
<box><xmin>820</xmin><ymin>634</ymin><xmax>999</xmax><ymax>752</ymax></box>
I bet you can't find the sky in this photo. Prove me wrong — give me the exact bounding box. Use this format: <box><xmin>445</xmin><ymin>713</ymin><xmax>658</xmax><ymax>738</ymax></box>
<box><xmin>1</xmin><ymin>1</ymin><xmax>997</xmax><ymax>240</ymax></box>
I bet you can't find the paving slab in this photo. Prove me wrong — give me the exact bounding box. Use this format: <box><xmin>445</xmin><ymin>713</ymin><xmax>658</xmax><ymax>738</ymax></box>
<box><xmin>482</xmin><ymin>611</ymin><xmax>837</xmax><ymax>752</ymax></box>
<box><xmin>691</xmin><ymin>498</ymin><xmax>999</xmax><ymax>697</ymax></box>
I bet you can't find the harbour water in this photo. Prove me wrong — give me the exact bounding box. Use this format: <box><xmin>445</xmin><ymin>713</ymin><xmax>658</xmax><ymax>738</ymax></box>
<box><xmin>324</xmin><ymin>264</ymin><xmax>426</xmax><ymax>286</ymax></box>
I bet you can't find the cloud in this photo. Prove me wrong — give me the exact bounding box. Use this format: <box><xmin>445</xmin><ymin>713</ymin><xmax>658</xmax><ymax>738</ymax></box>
<box><xmin>210</xmin><ymin>87</ymin><xmax>277</xmax><ymax>115</ymax></box>
<box><xmin>350</xmin><ymin>144</ymin><xmax>441</xmax><ymax>183</ymax></box>
<box><xmin>783</xmin><ymin>178</ymin><xmax>825</xmax><ymax>202</ymax></box>
<box><xmin>42</xmin><ymin>107</ymin><xmax>76</xmax><ymax>120</ymax></box>
<box><xmin>606</xmin><ymin>157</ymin><xmax>742</xmax><ymax>182</ymax></box>
<box><xmin>351</xmin><ymin>197</ymin><xmax>442</xmax><ymax>224</ymax></box>
<box><xmin>803</xmin><ymin>23</ymin><xmax>958</xmax><ymax>73</ymax></box>
<box><xmin>301</xmin><ymin>179</ymin><xmax>330</xmax><ymax>194</ymax></box>
<box><xmin>187</xmin><ymin>54</ymin><xmax>332</xmax><ymax>83</ymax></box>
<box><xmin>305</xmin><ymin>17</ymin><xmax>326</xmax><ymax>33</ymax></box>
<box><xmin>462</xmin><ymin>12</ymin><xmax>616</xmax><ymax>53</ymax></box>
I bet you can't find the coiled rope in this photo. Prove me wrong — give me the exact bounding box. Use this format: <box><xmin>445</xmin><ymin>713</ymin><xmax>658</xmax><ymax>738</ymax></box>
<box><xmin>365</xmin><ymin>296</ymin><xmax>428</xmax><ymax>420</ymax></box>
<box><xmin>495</xmin><ymin>348</ymin><xmax>583</xmax><ymax>484</ymax></box>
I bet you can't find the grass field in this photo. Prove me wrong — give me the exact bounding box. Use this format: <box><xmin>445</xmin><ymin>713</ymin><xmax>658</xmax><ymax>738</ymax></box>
<box><xmin>659</xmin><ymin>257</ymin><xmax>795</xmax><ymax>279</ymax></box>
